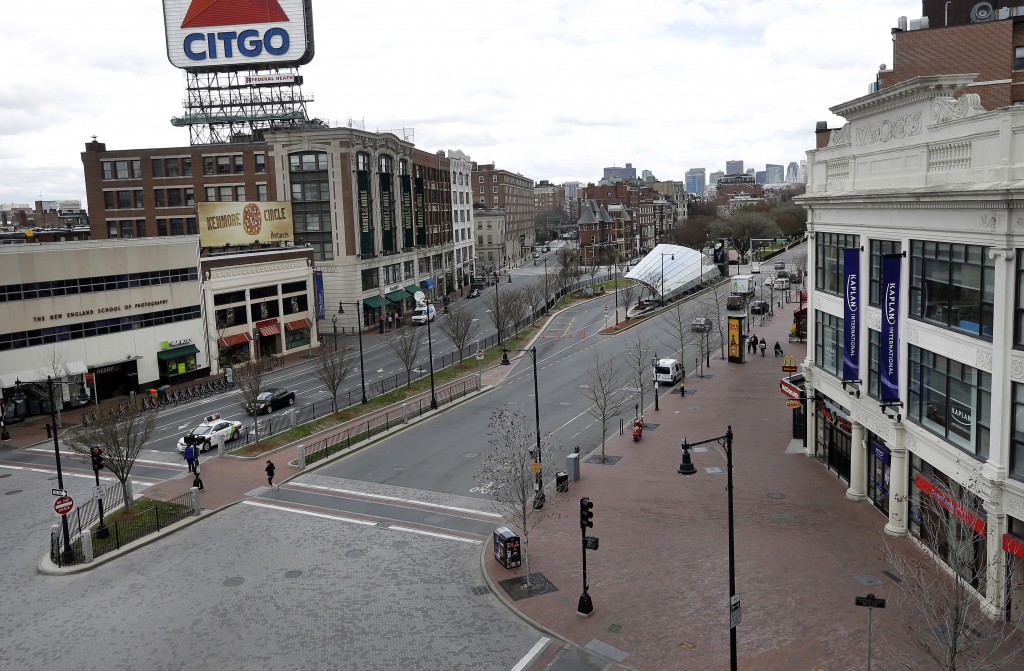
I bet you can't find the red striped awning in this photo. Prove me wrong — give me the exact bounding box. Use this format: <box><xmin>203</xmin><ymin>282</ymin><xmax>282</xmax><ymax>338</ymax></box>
<box><xmin>258</xmin><ymin>325</ymin><xmax>280</xmax><ymax>337</ymax></box>
<box><xmin>285</xmin><ymin>318</ymin><xmax>312</xmax><ymax>332</ymax></box>
<box><xmin>219</xmin><ymin>332</ymin><xmax>253</xmax><ymax>347</ymax></box>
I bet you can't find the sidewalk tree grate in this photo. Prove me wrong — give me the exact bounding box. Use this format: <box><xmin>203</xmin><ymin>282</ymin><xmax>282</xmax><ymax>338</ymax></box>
<box><xmin>285</xmin><ymin>570</ymin><xmax>303</xmax><ymax>579</ymax></box>
<box><xmin>223</xmin><ymin>577</ymin><xmax>245</xmax><ymax>587</ymax></box>
<box><xmin>767</xmin><ymin>492</ymin><xmax>786</xmax><ymax>500</ymax></box>
<box><xmin>498</xmin><ymin>572</ymin><xmax>558</xmax><ymax>601</ymax></box>
<box><xmin>470</xmin><ymin>586</ymin><xmax>489</xmax><ymax>596</ymax></box>
<box><xmin>643</xmin><ymin>423</ymin><xmax>659</xmax><ymax>431</ymax></box>
<box><xmin>586</xmin><ymin>455</ymin><xmax>621</xmax><ymax>465</ymax></box>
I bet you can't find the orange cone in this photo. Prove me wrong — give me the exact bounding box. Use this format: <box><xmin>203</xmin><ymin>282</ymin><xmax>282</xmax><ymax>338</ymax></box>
<box><xmin>582</xmin><ymin>328</ymin><xmax>586</xmax><ymax>338</ymax></box>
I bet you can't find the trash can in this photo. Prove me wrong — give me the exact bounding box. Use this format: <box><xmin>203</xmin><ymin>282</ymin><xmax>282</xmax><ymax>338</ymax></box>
<box><xmin>556</xmin><ymin>471</ymin><xmax>569</xmax><ymax>493</ymax></box>
<box><xmin>493</xmin><ymin>527</ymin><xmax>521</xmax><ymax>569</ymax></box>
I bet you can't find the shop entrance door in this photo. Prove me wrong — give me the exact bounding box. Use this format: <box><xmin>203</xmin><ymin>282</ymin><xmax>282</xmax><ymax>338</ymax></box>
<box><xmin>824</xmin><ymin>425</ymin><xmax>851</xmax><ymax>482</ymax></box>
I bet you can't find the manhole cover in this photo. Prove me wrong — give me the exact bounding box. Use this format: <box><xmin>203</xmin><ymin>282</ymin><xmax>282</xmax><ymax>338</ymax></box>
<box><xmin>223</xmin><ymin>577</ymin><xmax>245</xmax><ymax>587</ymax></box>
<box><xmin>470</xmin><ymin>585</ymin><xmax>489</xmax><ymax>596</ymax></box>
<box><xmin>767</xmin><ymin>492</ymin><xmax>786</xmax><ymax>500</ymax></box>
<box><xmin>393</xmin><ymin>466</ymin><xmax>406</xmax><ymax>471</ymax></box>
<box><xmin>464</xmin><ymin>452</ymin><xmax>479</xmax><ymax>458</ymax></box>
<box><xmin>346</xmin><ymin>548</ymin><xmax>368</xmax><ymax>558</ymax></box>
<box><xmin>285</xmin><ymin>570</ymin><xmax>303</xmax><ymax>579</ymax></box>
<box><xmin>4</xmin><ymin>490</ymin><xmax>22</xmax><ymax>495</ymax></box>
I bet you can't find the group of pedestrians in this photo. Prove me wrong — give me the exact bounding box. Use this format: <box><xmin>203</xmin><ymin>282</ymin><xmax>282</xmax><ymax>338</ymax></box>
<box><xmin>747</xmin><ymin>334</ymin><xmax>785</xmax><ymax>358</ymax></box>
<box><xmin>182</xmin><ymin>441</ymin><xmax>204</xmax><ymax>490</ymax></box>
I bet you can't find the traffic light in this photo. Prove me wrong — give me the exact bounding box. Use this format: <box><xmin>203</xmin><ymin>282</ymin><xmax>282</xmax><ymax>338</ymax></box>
<box><xmin>91</xmin><ymin>448</ymin><xmax>104</xmax><ymax>471</ymax></box>
<box><xmin>579</xmin><ymin>497</ymin><xmax>594</xmax><ymax>530</ymax></box>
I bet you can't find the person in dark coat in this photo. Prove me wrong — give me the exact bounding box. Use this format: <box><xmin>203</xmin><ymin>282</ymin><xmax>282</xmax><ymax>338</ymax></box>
<box><xmin>265</xmin><ymin>460</ymin><xmax>276</xmax><ymax>489</ymax></box>
<box><xmin>184</xmin><ymin>443</ymin><xmax>196</xmax><ymax>473</ymax></box>
<box><xmin>774</xmin><ymin>341</ymin><xmax>784</xmax><ymax>357</ymax></box>
<box><xmin>192</xmin><ymin>457</ymin><xmax>204</xmax><ymax>491</ymax></box>
<box><xmin>760</xmin><ymin>339</ymin><xmax>767</xmax><ymax>357</ymax></box>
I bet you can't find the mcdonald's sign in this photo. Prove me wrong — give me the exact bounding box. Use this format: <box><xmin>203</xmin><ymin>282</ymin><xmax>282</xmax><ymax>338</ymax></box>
<box><xmin>782</xmin><ymin>355</ymin><xmax>798</xmax><ymax>373</ymax></box>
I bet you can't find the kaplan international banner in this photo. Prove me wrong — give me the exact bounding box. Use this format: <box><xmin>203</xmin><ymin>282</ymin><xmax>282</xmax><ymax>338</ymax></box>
<box><xmin>842</xmin><ymin>247</ymin><xmax>860</xmax><ymax>382</ymax></box>
<box><xmin>198</xmin><ymin>201</ymin><xmax>293</xmax><ymax>247</ymax></box>
<box><xmin>880</xmin><ymin>255</ymin><xmax>902</xmax><ymax>401</ymax></box>
<box><xmin>314</xmin><ymin>270</ymin><xmax>325</xmax><ymax>320</ymax></box>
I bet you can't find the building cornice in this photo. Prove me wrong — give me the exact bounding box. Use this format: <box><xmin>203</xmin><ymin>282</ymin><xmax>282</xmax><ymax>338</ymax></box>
<box><xmin>830</xmin><ymin>74</ymin><xmax>979</xmax><ymax>120</ymax></box>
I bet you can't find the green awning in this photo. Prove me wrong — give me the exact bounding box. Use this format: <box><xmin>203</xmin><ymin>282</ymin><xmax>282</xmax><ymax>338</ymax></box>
<box><xmin>404</xmin><ymin>284</ymin><xmax>422</xmax><ymax>296</ymax></box>
<box><xmin>363</xmin><ymin>296</ymin><xmax>385</xmax><ymax>309</ymax></box>
<box><xmin>157</xmin><ymin>344</ymin><xmax>199</xmax><ymax>361</ymax></box>
<box><xmin>385</xmin><ymin>289</ymin><xmax>411</xmax><ymax>303</ymax></box>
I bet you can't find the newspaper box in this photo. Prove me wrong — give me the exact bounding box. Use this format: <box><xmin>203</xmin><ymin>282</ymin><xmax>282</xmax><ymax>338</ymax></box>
<box><xmin>493</xmin><ymin>527</ymin><xmax>521</xmax><ymax>569</ymax></box>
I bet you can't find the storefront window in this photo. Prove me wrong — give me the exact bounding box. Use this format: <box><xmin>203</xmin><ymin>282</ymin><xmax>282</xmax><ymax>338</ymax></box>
<box><xmin>908</xmin><ymin>345</ymin><xmax>991</xmax><ymax>459</ymax></box>
<box><xmin>815</xmin><ymin>232</ymin><xmax>858</xmax><ymax>295</ymax></box>
<box><xmin>866</xmin><ymin>437</ymin><xmax>891</xmax><ymax>516</ymax></box>
<box><xmin>285</xmin><ymin>326</ymin><xmax>310</xmax><ymax>350</ymax></box>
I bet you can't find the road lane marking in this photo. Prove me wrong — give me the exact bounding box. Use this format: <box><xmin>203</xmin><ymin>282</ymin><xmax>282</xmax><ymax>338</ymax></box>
<box><xmin>510</xmin><ymin>638</ymin><xmax>551</xmax><ymax>671</ymax></box>
<box><xmin>295</xmin><ymin>483</ymin><xmax>502</xmax><ymax>518</ymax></box>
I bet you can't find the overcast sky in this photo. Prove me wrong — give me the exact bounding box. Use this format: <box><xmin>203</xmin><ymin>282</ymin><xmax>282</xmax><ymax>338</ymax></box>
<box><xmin>2</xmin><ymin>0</ymin><xmax>920</xmax><ymax>206</ymax></box>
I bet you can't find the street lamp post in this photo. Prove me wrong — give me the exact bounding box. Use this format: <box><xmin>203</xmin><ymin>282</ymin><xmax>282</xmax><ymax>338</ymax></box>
<box><xmin>660</xmin><ymin>252</ymin><xmax>674</xmax><ymax>305</ymax></box>
<box><xmin>338</xmin><ymin>302</ymin><xmax>368</xmax><ymax>404</ymax></box>
<box><xmin>425</xmin><ymin>300</ymin><xmax>438</xmax><ymax>410</ymax></box>
<box><xmin>494</xmin><ymin>270</ymin><xmax>503</xmax><ymax>346</ymax></box>
<box><xmin>500</xmin><ymin>346</ymin><xmax>544</xmax><ymax>510</ymax></box>
<box><xmin>652</xmin><ymin>353</ymin><xmax>659</xmax><ymax>411</ymax></box>
<box><xmin>679</xmin><ymin>426</ymin><xmax>738</xmax><ymax>671</ymax></box>
<box><xmin>331</xmin><ymin>314</ymin><xmax>338</xmax><ymax>352</ymax></box>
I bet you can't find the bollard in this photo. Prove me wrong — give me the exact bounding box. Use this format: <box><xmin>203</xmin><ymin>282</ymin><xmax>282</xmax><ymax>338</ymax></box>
<box><xmin>45</xmin><ymin>423</ymin><xmax>52</xmax><ymax>439</ymax></box>
<box><xmin>190</xmin><ymin>486</ymin><xmax>201</xmax><ymax>515</ymax></box>
<box><xmin>82</xmin><ymin>529</ymin><xmax>94</xmax><ymax>563</ymax></box>
<box><xmin>402</xmin><ymin>402</ymin><xmax>408</xmax><ymax>423</ymax></box>
<box><xmin>297</xmin><ymin>444</ymin><xmax>306</xmax><ymax>470</ymax></box>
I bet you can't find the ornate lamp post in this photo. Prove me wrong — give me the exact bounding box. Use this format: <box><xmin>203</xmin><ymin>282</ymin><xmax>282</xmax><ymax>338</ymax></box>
<box><xmin>500</xmin><ymin>346</ymin><xmax>544</xmax><ymax>509</ymax></box>
<box><xmin>425</xmin><ymin>299</ymin><xmax>437</xmax><ymax>409</ymax></box>
<box><xmin>338</xmin><ymin>301</ymin><xmax>368</xmax><ymax>404</ymax></box>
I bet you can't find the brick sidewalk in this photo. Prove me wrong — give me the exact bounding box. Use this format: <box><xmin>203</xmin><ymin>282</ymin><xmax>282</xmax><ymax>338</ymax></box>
<box><xmin>484</xmin><ymin>305</ymin><xmax>933</xmax><ymax>671</ymax></box>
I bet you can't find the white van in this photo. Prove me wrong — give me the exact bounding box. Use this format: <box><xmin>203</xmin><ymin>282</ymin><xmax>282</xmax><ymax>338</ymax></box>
<box><xmin>774</xmin><ymin>277</ymin><xmax>791</xmax><ymax>290</ymax></box>
<box><xmin>411</xmin><ymin>303</ymin><xmax>436</xmax><ymax>324</ymax></box>
<box><xmin>653</xmin><ymin>358</ymin><xmax>683</xmax><ymax>385</ymax></box>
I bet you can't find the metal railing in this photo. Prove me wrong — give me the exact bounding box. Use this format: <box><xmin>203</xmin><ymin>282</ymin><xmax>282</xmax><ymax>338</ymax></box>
<box><xmin>64</xmin><ymin>481</ymin><xmax>125</xmax><ymax>539</ymax></box>
<box><xmin>91</xmin><ymin>491</ymin><xmax>194</xmax><ymax>559</ymax></box>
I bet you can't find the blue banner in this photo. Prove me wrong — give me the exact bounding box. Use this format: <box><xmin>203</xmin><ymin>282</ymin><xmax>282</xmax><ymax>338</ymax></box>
<box><xmin>880</xmin><ymin>255</ymin><xmax>901</xmax><ymax>401</ymax></box>
<box><xmin>314</xmin><ymin>270</ymin><xmax>325</xmax><ymax>320</ymax></box>
<box><xmin>843</xmin><ymin>248</ymin><xmax>860</xmax><ymax>381</ymax></box>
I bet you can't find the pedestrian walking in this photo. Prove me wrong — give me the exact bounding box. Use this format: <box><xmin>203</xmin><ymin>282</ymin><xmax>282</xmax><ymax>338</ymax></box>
<box><xmin>387</xmin><ymin>314</ymin><xmax>393</xmax><ymax>329</ymax></box>
<box><xmin>192</xmin><ymin>457</ymin><xmax>204</xmax><ymax>491</ymax></box>
<box><xmin>760</xmin><ymin>340</ymin><xmax>767</xmax><ymax>357</ymax></box>
<box><xmin>184</xmin><ymin>442</ymin><xmax>196</xmax><ymax>473</ymax></box>
<box><xmin>774</xmin><ymin>341</ymin><xmax>783</xmax><ymax>357</ymax></box>
<box><xmin>265</xmin><ymin>459</ymin><xmax>276</xmax><ymax>489</ymax></box>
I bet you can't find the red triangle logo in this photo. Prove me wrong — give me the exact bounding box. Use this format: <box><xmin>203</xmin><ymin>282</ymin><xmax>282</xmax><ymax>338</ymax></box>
<box><xmin>181</xmin><ymin>0</ymin><xmax>289</xmax><ymax>29</ymax></box>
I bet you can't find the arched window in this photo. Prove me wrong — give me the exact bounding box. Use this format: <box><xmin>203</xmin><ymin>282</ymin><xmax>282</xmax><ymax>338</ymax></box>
<box><xmin>379</xmin><ymin>154</ymin><xmax>393</xmax><ymax>174</ymax></box>
<box><xmin>356</xmin><ymin>152</ymin><xmax>370</xmax><ymax>171</ymax></box>
<box><xmin>399</xmin><ymin>159</ymin><xmax>409</xmax><ymax>176</ymax></box>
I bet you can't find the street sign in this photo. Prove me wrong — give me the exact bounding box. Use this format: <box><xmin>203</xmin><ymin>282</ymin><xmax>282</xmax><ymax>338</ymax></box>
<box><xmin>531</xmin><ymin>462</ymin><xmax>541</xmax><ymax>473</ymax></box>
<box><xmin>855</xmin><ymin>594</ymin><xmax>886</xmax><ymax>609</ymax></box>
<box><xmin>54</xmin><ymin>495</ymin><xmax>74</xmax><ymax>516</ymax></box>
<box><xmin>93</xmin><ymin>485</ymin><xmax>105</xmax><ymax>500</ymax></box>
<box><xmin>84</xmin><ymin>372</ymin><xmax>95</xmax><ymax>385</ymax></box>
<box><xmin>603</xmin><ymin>306</ymin><xmax>608</xmax><ymax>314</ymax></box>
<box><xmin>51</xmin><ymin>488</ymin><xmax>67</xmax><ymax>497</ymax></box>
<box><xmin>786</xmin><ymin>400</ymin><xmax>803</xmax><ymax>409</ymax></box>
<box><xmin>730</xmin><ymin>594</ymin><xmax>742</xmax><ymax>628</ymax></box>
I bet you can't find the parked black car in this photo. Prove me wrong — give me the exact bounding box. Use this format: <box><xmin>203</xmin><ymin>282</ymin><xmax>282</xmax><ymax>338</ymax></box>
<box><xmin>246</xmin><ymin>388</ymin><xmax>296</xmax><ymax>415</ymax></box>
<box><xmin>467</xmin><ymin>288</ymin><xmax>481</xmax><ymax>299</ymax></box>
<box><xmin>750</xmin><ymin>300</ymin><xmax>771</xmax><ymax>314</ymax></box>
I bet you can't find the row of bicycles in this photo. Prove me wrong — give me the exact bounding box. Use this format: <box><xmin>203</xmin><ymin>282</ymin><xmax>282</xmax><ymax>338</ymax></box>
<box><xmin>138</xmin><ymin>377</ymin><xmax>235</xmax><ymax>411</ymax></box>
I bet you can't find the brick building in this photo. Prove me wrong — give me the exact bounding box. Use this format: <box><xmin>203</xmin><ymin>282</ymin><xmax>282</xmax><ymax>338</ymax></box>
<box><xmin>471</xmin><ymin>163</ymin><xmax>535</xmax><ymax>267</ymax></box>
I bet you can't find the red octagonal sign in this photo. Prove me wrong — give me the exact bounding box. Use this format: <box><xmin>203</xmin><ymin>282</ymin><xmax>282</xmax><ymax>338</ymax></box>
<box><xmin>54</xmin><ymin>495</ymin><xmax>74</xmax><ymax>516</ymax></box>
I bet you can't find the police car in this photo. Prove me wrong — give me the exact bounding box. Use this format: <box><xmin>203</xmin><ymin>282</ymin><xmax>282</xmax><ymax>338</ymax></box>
<box><xmin>177</xmin><ymin>414</ymin><xmax>243</xmax><ymax>452</ymax></box>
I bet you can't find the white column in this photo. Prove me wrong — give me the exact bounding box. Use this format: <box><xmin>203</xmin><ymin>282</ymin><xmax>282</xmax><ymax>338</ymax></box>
<box><xmin>885</xmin><ymin>423</ymin><xmax>909</xmax><ymax>537</ymax></box>
<box><xmin>803</xmin><ymin>370</ymin><xmax>816</xmax><ymax>458</ymax></box>
<box><xmin>983</xmin><ymin>487</ymin><xmax>1006</xmax><ymax>619</ymax></box>
<box><xmin>984</xmin><ymin>247</ymin><xmax>1015</xmax><ymax>483</ymax></box>
<box><xmin>846</xmin><ymin>420</ymin><xmax>867</xmax><ymax>501</ymax></box>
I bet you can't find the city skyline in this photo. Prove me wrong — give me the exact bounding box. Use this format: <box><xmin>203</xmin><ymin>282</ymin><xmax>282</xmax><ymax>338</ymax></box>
<box><xmin>3</xmin><ymin>1</ymin><xmax>917</xmax><ymax>204</ymax></box>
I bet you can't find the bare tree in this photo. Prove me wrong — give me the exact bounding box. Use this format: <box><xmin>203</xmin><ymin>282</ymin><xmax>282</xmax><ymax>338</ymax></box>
<box><xmin>578</xmin><ymin>350</ymin><xmax>631</xmax><ymax>462</ymax></box>
<box><xmin>475</xmin><ymin>405</ymin><xmax>554</xmax><ymax>588</ymax></box>
<box><xmin>521</xmin><ymin>280</ymin><xmax>546</xmax><ymax>324</ymax></box>
<box><xmin>234</xmin><ymin>359</ymin><xmax>268</xmax><ymax>445</ymax></box>
<box><xmin>623</xmin><ymin>331</ymin><xmax>650</xmax><ymax>416</ymax></box>
<box><xmin>25</xmin><ymin>346</ymin><xmax>73</xmax><ymax>427</ymax></box>
<box><xmin>388</xmin><ymin>328</ymin><xmax>423</xmax><ymax>388</ymax></box>
<box><xmin>437</xmin><ymin>304</ymin><xmax>480</xmax><ymax>362</ymax></box>
<box><xmin>502</xmin><ymin>287</ymin><xmax>532</xmax><ymax>331</ymax></box>
<box><xmin>880</xmin><ymin>479</ymin><xmax>1024</xmax><ymax>671</ymax></box>
<box><xmin>659</xmin><ymin>303</ymin><xmax>691</xmax><ymax>369</ymax></box>
<box><xmin>619</xmin><ymin>282</ymin><xmax>639</xmax><ymax>320</ymax></box>
<box><xmin>310</xmin><ymin>346</ymin><xmax>352</xmax><ymax>413</ymax></box>
<box><xmin>63</xmin><ymin>404</ymin><xmax>156</xmax><ymax>511</ymax></box>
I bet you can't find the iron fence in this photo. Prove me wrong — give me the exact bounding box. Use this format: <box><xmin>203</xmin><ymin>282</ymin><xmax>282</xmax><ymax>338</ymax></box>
<box><xmin>91</xmin><ymin>491</ymin><xmax>194</xmax><ymax>559</ymax></box>
<box><xmin>64</xmin><ymin>481</ymin><xmax>125</xmax><ymax>539</ymax></box>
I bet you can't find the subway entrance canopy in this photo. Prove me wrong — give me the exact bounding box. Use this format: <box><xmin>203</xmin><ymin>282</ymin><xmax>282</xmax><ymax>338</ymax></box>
<box><xmin>624</xmin><ymin>244</ymin><xmax>720</xmax><ymax>302</ymax></box>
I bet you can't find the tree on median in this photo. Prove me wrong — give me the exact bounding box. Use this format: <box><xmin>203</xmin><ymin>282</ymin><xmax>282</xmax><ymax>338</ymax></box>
<box><xmin>578</xmin><ymin>349</ymin><xmax>631</xmax><ymax>462</ymax></box>
<box><xmin>388</xmin><ymin>327</ymin><xmax>423</xmax><ymax>388</ymax></box>
<box><xmin>234</xmin><ymin>358</ymin><xmax>268</xmax><ymax>445</ymax></box>
<box><xmin>62</xmin><ymin>403</ymin><xmax>156</xmax><ymax>511</ymax></box>
<box><xmin>437</xmin><ymin>304</ymin><xmax>479</xmax><ymax>362</ymax></box>
<box><xmin>310</xmin><ymin>346</ymin><xmax>353</xmax><ymax>413</ymax></box>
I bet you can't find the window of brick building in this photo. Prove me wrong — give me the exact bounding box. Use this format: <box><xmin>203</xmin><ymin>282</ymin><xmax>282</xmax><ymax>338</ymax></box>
<box><xmin>1015</xmin><ymin>46</ymin><xmax>1024</xmax><ymax>70</ymax></box>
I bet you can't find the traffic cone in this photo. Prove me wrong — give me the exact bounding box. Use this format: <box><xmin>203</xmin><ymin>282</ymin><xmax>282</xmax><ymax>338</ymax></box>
<box><xmin>582</xmin><ymin>329</ymin><xmax>586</xmax><ymax>338</ymax></box>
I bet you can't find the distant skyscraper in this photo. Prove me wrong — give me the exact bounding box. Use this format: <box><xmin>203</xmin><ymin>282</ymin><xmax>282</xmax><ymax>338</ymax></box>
<box><xmin>709</xmin><ymin>170</ymin><xmax>725</xmax><ymax>185</ymax></box>
<box><xmin>755</xmin><ymin>171</ymin><xmax>767</xmax><ymax>185</ymax></box>
<box><xmin>765</xmin><ymin>164</ymin><xmax>784</xmax><ymax>184</ymax></box>
<box><xmin>799</xmin><ymin>160</ymin><xmax>807</xmax><ymax>183</ymax></box>
<box><xmin>685</xmin><ymin>168</ymin><xmax>706</xmax><ymax>195</ymax></box>
<box><xmin>786</xmin><ymin>162</ymin><xmax>799</xmax><ymax>183</ymax></box>
<box><xmin>725</xmin><ymin>160</ymin><xmax>744</xmax><ymax>175</ymax></box>
<box><xmin>641</xmin><ymin>169</ymin><xmax>654</xmax><ymax>182</ymax></box>
<box><xmin>603</xmin><ymin>163</ymin><xmax>636</xmax><ymax>180</ymax></box>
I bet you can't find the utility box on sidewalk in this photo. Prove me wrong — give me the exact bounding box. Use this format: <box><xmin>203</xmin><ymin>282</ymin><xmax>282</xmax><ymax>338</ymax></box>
<box><xmin>566</xmin><ymin>453</ymin><xmax>580</xmax><ymax>481</ymax></box>
<box><xmin>493</xmin><ymin>527</ymin><xmax>521</xmax><ymax>569</ymax></box>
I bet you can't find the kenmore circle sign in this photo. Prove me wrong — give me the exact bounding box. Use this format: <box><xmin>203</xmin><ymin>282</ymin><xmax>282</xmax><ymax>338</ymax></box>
<box><xmin>163</xmin><ymin>0</ymin><xmax>314</xmax><ymax>71</ymax></box>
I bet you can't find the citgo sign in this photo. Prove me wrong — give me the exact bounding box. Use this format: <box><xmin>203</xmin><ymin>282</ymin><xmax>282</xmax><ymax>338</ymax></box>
<box><xmin>163</xmin><ymin>0</ymin><xmax>314</xmax><ymax>71</ymax></box>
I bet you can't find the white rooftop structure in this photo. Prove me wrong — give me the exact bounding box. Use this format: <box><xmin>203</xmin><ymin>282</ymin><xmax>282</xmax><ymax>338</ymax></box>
<box><xmin>624</xmin><ymin>244</ymin><xmax>718</xmax><ymax>301</ymax></box>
